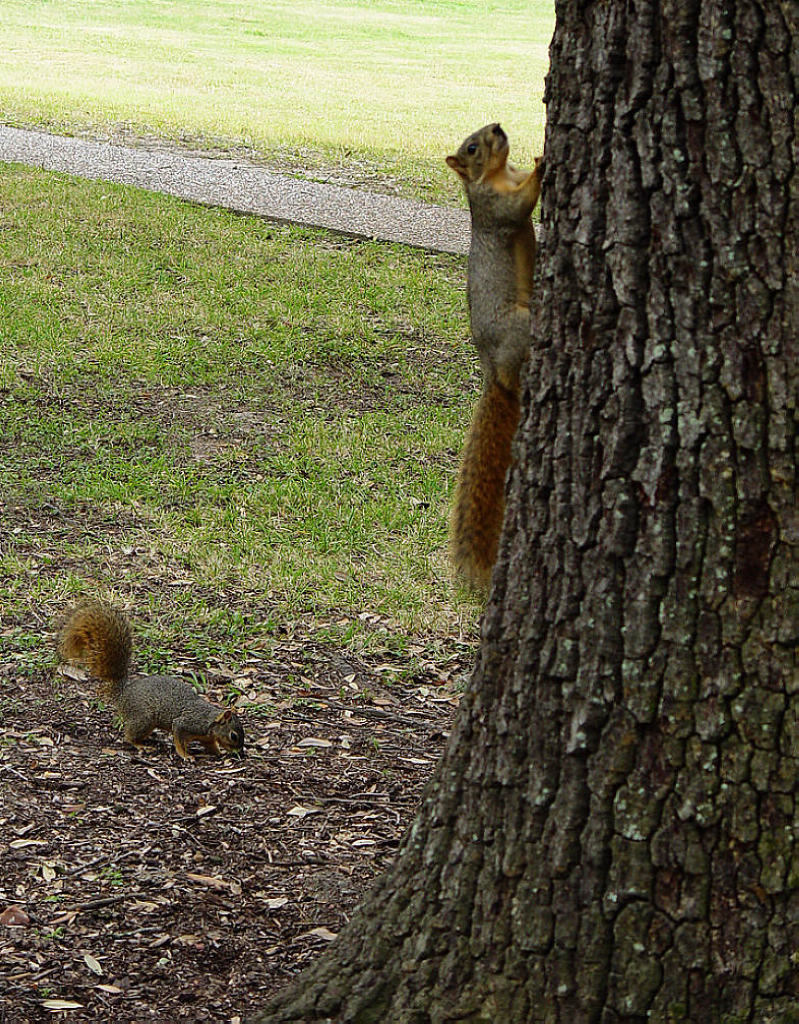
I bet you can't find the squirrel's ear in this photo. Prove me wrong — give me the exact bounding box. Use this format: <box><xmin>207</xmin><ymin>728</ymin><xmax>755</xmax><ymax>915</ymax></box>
<box><xmin>215</xmin><ymin>708</ymin><xmax>234</xmax><ymax>724</ymax></box>
<box><xmin>446</xmin><ymin>155</ymin><xmax>468</xmax><ymax>181</ymax></box>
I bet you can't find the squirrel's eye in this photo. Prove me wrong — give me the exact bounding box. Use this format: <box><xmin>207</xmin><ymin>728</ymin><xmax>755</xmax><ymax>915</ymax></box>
<box><xmin>467</xmin><ymin>143</ymin><xmax>478</xmax><ymax>155</ymax></box>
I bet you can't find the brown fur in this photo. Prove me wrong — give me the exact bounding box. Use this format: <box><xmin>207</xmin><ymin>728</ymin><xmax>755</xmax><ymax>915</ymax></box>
<box><xmin>449</xmin><ymin>382</ymin><xmax>521</xmax><ymax>590</ymax></box>
<box><xmin>59</xmin><ymin>601</ymin><xmax>244</xmax><ymax>759</ymax></box>
<box><xmin>59</xmin><ymin>599</ymin><xmax>132</xmax><ymax>694</ymax></box>
<box><xmin>446</xmin><ymin>124</ymin><xmax>543</xmax><ymax>591</ymax></box>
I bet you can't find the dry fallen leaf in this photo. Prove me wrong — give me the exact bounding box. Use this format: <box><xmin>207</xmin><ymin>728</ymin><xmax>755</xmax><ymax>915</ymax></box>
<box><xmin>286</xmin><ymin>804</ymin><xmax>321</xmax><ymax>818</ymax></box>
<box><xmin>0</xmin><ymin>905</ymin><xmax>29</xmax><ymax>927</ymax></box>
<box><xmin>50</xmin><ymin>911</ymin><xmax>79</xmax><ymax>926</ymax></box>
<box><xmin>58</xmin><ymin>664</ymin><xmax>87</xmax><ymax>682</ymax></box>
<box><xmin>185</xmin><ymin>872</ymin><xmax>231</xmax><ymax>890</ymax></box>
<box><xmin>83</xmin><ymin>952</ymin><xmax>103</xmax><ymax>976</ymax></box>
<box><xmin>262</xmin><ymin>896</ymin><xmax>289</xmax><ymax>910</ymax></box>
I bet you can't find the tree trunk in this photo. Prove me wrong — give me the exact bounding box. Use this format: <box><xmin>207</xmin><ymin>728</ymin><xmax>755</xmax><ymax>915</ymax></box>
<box><xmin>253</xmin><ymin>1</ymin><xmax>797</xmax><ymax>1021</ymax></box>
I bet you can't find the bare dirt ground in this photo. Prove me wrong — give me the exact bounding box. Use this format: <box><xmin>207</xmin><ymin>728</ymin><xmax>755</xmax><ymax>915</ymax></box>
<box><xmin>0</xmin><ymin>632</ymin><xmax>469</xmax><ymax>1022</ymax></box>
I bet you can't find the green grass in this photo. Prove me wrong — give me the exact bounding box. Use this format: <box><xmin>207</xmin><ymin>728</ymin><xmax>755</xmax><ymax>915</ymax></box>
<box><xmin>0</xmin><ymin>0</ymin><xmax>554</xmax><ymax>198</ymax></box>
<box><xmin>0</xmin><ymin>165</ymin><xmax>480</xmax><ymax>667</ymax></box>
<box><xmin>0</xmin><ymin>1</ymin><xmax>551</xmax><ymax>667</ymax></box>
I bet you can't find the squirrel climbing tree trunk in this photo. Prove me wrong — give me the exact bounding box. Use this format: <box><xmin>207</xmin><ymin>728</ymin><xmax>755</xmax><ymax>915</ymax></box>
<box><xmin>253</xmin><ymin>1</ymin><xmax>797</xmax><ymax>1020</ymax></box>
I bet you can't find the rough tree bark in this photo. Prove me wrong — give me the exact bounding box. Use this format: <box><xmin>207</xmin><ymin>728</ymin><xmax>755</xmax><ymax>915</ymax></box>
<box><xmin>253</xmin><ymin>0</ymin><xmax>797</xmax><ymax>1021</ymax></box>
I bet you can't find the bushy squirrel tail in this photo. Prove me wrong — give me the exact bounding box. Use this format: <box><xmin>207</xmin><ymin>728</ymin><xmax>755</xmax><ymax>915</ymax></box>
<box><xmin>449</xmin><ymin>381</ymin><xmax>521</xmax><ymax>592</ymax></box>
<box><xmin>59</xmin><ymin>600</ymin><xmax>132</xmax><ymax>697</ymax></box>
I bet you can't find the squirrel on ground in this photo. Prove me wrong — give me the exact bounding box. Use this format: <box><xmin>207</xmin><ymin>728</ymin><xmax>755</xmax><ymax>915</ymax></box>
<box><xmin>58</xmin><ymin>600</ymin><xmax>245</xmax><ymax>759</ymax></box>
<box><xmin>446</xmin><ymin>123</ymin><xmax>543</xmax><ymax>591</ymax></box>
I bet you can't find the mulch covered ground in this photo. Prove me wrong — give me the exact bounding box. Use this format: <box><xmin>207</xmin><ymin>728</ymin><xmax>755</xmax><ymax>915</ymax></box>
<box><xmin>0</xmin><ymin>632</ymin><xmax>470</xmax><ymax>1022</ymax></box>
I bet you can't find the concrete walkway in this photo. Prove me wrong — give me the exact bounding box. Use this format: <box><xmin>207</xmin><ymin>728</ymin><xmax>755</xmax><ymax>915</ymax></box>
<box><xmin>0</xmin><ymin>125</ymin><xmax>471</xmax><ymax>255</ymax></box>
